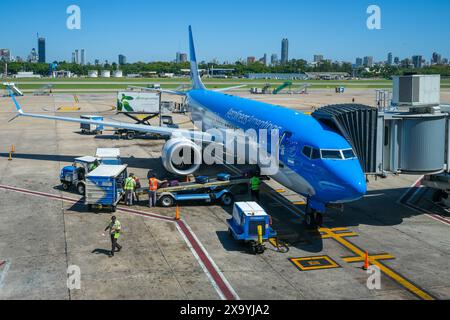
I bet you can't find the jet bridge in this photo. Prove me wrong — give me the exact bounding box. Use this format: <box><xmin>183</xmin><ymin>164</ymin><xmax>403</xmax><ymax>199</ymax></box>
<box><xmin>312</xmin><ymin>75</ymin><xmax>449</xmax><ymax>182</ymax></box>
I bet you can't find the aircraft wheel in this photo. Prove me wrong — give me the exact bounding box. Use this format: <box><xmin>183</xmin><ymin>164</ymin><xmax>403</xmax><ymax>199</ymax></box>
<box><xmin>304</xmin><ymin>212</ymin><xmax>317</xmax><ymax>229</ymax></box>
<box><xmin>315</xmin><ymin>212</ymin><xmax>323</xmax><ymax>227</ymax></box>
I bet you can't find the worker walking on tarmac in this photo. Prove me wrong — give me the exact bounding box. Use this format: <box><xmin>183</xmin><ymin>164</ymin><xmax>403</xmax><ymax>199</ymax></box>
<box><xmin>148</xmin><ymin>174</ymin><xmax>167</xmax><ymax>208</ymax></box>
<box><xmin>250</xmin><ymin>174</ymin><xmax>261</xmax><ymax>202</ymax></box>
<box><xmin>124</xmin><ymin>173</ymin><xmax>136</xmax><ymax>206</ymax></box>
<box><xmin>104</xmin><ymin>216</ymin><xmax>122</xmax><ymax>258</ymax></box>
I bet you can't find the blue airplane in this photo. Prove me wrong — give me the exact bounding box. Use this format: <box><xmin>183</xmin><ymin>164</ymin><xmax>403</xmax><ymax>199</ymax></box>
<box><xmin>7</xmin><ymin>26</ymin><xmax>366</xmax><ymax>227</ymax></box>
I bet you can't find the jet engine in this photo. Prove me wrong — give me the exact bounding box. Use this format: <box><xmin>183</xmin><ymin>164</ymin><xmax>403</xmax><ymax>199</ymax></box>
<box><xmin>161</xmin><ymin>138</ymin><xmax>202</xmax><ymax>176</ymax></box>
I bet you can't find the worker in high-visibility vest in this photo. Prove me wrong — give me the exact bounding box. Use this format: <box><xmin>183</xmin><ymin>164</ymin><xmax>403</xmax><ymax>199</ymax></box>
<box><xmin>148</xmin><ymin>174</ymin><xmax>167</xmax><ymax>208</ymax></box>
<box><xmin>124</xmin><ymin>173</ymin><xmax>137</xmax><ymax>206</ymax></box>
<box><xmin>104</xmin><ymin>216</ymin><xmax>122</xmax><ymax>258</ymax></box>
<box><xmin>250</xmin><ymin>174</ymin><xmax>261</xmax><ymax>202</ymax></box>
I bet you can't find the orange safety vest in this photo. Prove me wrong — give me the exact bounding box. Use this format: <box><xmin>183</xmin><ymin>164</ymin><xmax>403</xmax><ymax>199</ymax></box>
<box><xmin>149</xmin><ymin>178</ymin><xmax>158</xmax><ymax>191</ymax></box>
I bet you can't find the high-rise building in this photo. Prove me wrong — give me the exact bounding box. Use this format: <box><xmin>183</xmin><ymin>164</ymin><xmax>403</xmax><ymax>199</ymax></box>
<box><xmin>80</xmin><ymin>49</ymin><xmax>86</xmax><ymax>65</ymax></box>
<box><xmin>119</xmin><ymin>54</ymin><xmax>127</xmax><ymax>65</ymax></box>
<box><xmin>412</xmin><ymin>55</ymin><xmax>423</xmax><ymax>68</ymax></box>
<box><xmin>259</xmin><ymin>53</ymin><xmax>267</xmax><ymax>66</ymax></box>
<box><xmin>355</xmin><ymin>57</ymin><xmax>363</xmax><ymax>67</ymax></box>
<box><xmin>247</xmin><ymin>56</ymin><xmax>256</xmax><ymax>64</ymax></box>
<box><xmin>71</xmin><ymin>52</ymin><xmax>76</xmax><ymax>64</ymax></box>
<box><xmin>271</xmin><ymin>54</ymin><xmax>278</xmax><ymax>66</ymax></box>
<box><xmin>363</xmin><ymin>56</ymin><xmax>374</xmax><ymax>67</ymax></box>
<box><xmin>0</xmin><ymin>49</ymin><xmax>11</xmax><ymax>62</ymax></box>
<box><xmin>432</xmin><ymin>52</ymin><xmax>442</xmax><ymax>64</ymax></box>
<box><xmin>314</xmin><ymin>55</ymin><xmax>324</xmax><ymax>63</ymax></box>
<box><xmin>176</xmin><ymin>52</ymin><xmax>188</xmax><ymax>63</ymax></box>
<box><xmin>74</xmin><ymin>49</ymin><xmax>79</xmax><ymax>64</ymax></box>
<box><xmin>387</xmin><ymin>52</ymin><xmax>393</xmax><ymax>65</ymax></box>
<box><xmin>38</xmin><ymin>37</ymin><xmax>46</xmax><ymax>63</ymax></box>
<box><xmin>281</xmin><ymin>38</ymin><xmax>289</xmax><ymax>64</ymax></box>
<box><xmin>28</xmin><ymin>48</ymin><xmax>38</xmax><ymax>63</ymax></box>
<box><xmin>394</xmin><ymin>57</ymin><xmax>400</xmax><ymax>65</ymax></box>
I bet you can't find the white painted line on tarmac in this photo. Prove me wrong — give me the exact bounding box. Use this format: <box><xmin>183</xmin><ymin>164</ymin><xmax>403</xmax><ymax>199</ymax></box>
<box><xmin>0</xmin><ymin>260</ymin><xmax>11</xmax><ymax>290</ymax></box>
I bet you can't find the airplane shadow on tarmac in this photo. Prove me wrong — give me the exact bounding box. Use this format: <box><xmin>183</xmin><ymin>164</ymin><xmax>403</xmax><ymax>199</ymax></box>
<box><xmin>0</xmin><ymin>153</ymin><xmax>434</xmax><ymax>253</ymax></box>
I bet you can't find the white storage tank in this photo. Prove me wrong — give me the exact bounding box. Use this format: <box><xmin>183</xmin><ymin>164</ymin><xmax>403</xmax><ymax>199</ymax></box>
<box><xmin>113</xmin><ymin>70</ymin><xmax>123</xmax><ymax>78</ymax></box>
<box><xmin>101</xmin><ymin>70</ymin><xmax>111</xmax><ymax>78</ymax></box>
<box><xmin>88</xmin><ymin>70</ymin><xmax>98</xmax><ymax>78</ymax></box>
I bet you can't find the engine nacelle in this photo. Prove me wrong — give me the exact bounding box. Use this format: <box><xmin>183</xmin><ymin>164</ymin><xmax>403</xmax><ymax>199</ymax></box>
<box><xmin>161</xmin><ymin>138</ymin><xmax>202</xmax><ymax>176</ymax></box>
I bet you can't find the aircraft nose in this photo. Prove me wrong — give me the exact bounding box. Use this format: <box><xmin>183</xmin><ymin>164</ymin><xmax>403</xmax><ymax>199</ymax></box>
<box><xmin>323</xmin><ymin>159</ymin><xmax>367</xmax><ymax>201</ymax></box>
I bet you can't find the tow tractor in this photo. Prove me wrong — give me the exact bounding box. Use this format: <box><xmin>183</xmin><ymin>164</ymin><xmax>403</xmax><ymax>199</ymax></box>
<box><xmin>60</xmin><ymin>156</ymin><xmax>100</xmax><ymax>195</ymax></box>
<box><xmin>227</xmin><ymin>202</ymin><xmax>277</xmax><ymax>254</ymax></box>
<box><xmin>151</xmin><ymin>175</ymin><xmax>255</xmax><ymax>207</ymax></box>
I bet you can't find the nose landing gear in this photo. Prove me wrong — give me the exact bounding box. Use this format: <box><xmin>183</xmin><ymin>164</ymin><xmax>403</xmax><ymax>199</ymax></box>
<box><xmin>304</xmin><ymin>202</ymin><xmax>323</xmax><ymax>228</ymax></box>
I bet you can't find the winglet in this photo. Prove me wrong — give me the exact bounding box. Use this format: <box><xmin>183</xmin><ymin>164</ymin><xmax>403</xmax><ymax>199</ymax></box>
<box><xmin>189</xmin><ymin>26</ymin><xmax>206</xmax><ymax>90</ymax></box>
<box><xmin>8</xmin><ymin>89</ymin><xmax>24</xmax><ymax>114</ymax></box>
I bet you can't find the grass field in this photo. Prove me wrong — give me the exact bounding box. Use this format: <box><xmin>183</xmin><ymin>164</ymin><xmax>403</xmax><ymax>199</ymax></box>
<box><xmin>4</xmin><ymin>77</ymin><xmax>449</xmax><ymax>92</ymax></box>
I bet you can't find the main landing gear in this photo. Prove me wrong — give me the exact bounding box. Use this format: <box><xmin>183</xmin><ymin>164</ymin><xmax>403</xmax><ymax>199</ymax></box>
<box><xmin>304</xmin><ymin>203</ymin><xmax>323</xmax><ymax>228</ymax></box>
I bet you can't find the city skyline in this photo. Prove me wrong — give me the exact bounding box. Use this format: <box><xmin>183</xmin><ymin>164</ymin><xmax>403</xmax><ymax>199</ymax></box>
<box><xmin>0</xmin><ymin>0</ymin><xmax>448</xmax><ymax>64</ymax></box>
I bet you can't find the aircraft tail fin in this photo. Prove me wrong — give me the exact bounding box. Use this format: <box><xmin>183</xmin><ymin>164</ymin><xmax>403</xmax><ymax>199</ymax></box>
<box><xmin>189</xmin><ymin>26</ymin><xmax>206</xmax><ymax>90</ymax></box>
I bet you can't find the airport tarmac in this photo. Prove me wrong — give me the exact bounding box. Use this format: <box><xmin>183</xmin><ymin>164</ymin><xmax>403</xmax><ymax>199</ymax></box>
<box><xmin>0</xmin><ymin>90</ymin><xmax>449</xmax><ymax>300</ymax></box>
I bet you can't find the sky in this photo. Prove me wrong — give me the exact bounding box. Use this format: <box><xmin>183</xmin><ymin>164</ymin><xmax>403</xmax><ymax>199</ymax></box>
<box><xmin>0</xmin><ymin>0</ymin><xmax>449</xmax><ymax>64</ymax></box>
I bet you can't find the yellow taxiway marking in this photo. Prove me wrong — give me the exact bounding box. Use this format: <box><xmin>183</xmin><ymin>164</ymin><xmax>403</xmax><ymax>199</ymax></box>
<box><xmin>319</xmin><ymin>228</ymin><xmax>435</xmax><ymax>300</ymax></box>
<box><xmin>58</xmin><ymin>106</ymin><xmax>80</xmax><ymax>111</ymax></box>
<box><xmin>290</xmin><ymin>255</ymin><xmax>341</xmax><ymax>271</ymax></box>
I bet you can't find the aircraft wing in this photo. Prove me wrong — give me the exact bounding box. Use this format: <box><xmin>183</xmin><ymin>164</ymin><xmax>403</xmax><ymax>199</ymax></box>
<box><xmin>7</xmin><ymin>90</ymin><xmax>212</xmax><ymax>143</ymax></box>
<box><xmin>127</xmin><ymin>85</ymin><xmax>187</xmax><ymax>96</ymax></box>
<box><xmin>212</xmin><ymin>85</ymin><xmax>247</xmax><ymax>92</ymax></box>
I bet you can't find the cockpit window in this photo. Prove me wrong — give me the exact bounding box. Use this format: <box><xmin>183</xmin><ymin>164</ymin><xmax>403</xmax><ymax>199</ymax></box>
<box><xmin>302</xmin><ymin>146</ymin><xmax>312</xmax><ymax>158</ymax></box>
<box><xmin>311</xmin><ymin>148</ymin><xmax>321</xmax><ymax>159</ymax></box>
<box><xmin>342</xmin><ymin>149</ymin><xmax>356</xmax><ymax>159</ymax></box>
<box><xmin>321</xmin><ymin>150</ymin><xmax>343</xmax><ymax>159</ymax></box>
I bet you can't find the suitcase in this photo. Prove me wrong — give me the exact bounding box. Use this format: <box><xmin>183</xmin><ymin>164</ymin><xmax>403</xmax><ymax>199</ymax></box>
<box><xmin>217</xmin><ymin>173</ymin><xmax>231</xmax><ymax>181</ymax></box>
<box><xmin>170</xmin><ymin>180</ymin><xmax>180</xmax><ymax>187</ymax></box>
<box><xmin>195</xmin><ymin>176</ymin><xmax>210</xmax><ymax>184</ymax></box>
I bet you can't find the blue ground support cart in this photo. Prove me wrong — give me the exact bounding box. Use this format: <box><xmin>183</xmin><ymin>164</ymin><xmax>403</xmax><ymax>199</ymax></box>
<box><xmin>80</xmin><ymin>115</ymin><xmax>104</xmax><ymax>135</ymax></box>
<box><xmin>227</xmin><ymin>202</ymin><xmax>277</xmax><ymax>254</ymax></box>
<box><xmin>85</xmin><ymin>164</ymin><xmax>128</xmax><ymax>212</ymax></box>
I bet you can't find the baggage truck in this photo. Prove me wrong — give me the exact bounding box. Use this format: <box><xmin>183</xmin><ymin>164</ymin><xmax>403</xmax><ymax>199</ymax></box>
<box><xmin>85</xmin><ymin>164</ymin><xmax>128</xmax><ymax>212</ymax></box>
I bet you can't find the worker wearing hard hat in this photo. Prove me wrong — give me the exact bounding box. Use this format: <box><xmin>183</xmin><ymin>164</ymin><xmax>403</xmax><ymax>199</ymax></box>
<box><xmin>124</xmin><ymin>173</ymin><xmax>137</xmax><ymax>206</ymax></box>
<box><xmin>104</xmin><ymin>216</ymin><xmax>122</xmax><ymax>258</ymax></box>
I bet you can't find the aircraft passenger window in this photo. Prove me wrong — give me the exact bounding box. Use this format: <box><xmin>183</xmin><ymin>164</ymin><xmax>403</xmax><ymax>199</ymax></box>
<box><xmin>321</xmin><ymin>150</ymin><xmax>343</xmax><ymax>159</ymax></box>
<box><xmin>302</xmin><ymin>146</ymin><xmax>312</xmax><ymax>158</ymax></box>
<box><xmin>311</xmin><ymin>148</ymin><xmax>321</xmax><ymax>159</ymax></box>
<box><xmin>342</xmin><ymin>149</ymin><xmax>356</xmax><ymax>159</ymax></box>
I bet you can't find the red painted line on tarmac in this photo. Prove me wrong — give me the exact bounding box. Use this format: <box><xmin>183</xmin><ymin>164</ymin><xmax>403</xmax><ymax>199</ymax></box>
<box><xmin>176</xmin><ymin>219</ymin><xmax>237</xmax><ymax>300</ymax></box>
<box><xmin>0</xmin><ymin>261</ymin><xmax>5</xmax><ymax>267</ymax></box>
<box><xmin>0</xmin><ymin>183</ymin><xmax>237</xmax><ymax>300</ymax></box>
<box><xmin>399</xmin><ymin>178</ymin><xmax>450</xmax><ymax>226</ymax></box>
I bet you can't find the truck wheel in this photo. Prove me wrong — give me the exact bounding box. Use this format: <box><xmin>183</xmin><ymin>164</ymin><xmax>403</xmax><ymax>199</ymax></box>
<box><xmin>111</xmin><ymin>205</ymin><xmax>117</xmax><ymax>213</ymax></box>
<box><xmin>87</xmin><ymin>204</ymin><xmax>93</xmax><ymax>212</ymax></box>
<box><xmin>315</xmin><ymin>213</ymin><xmax>323</xmax><ymax>227</ymax></box>
<box><xmin>220</xmin><ymin>193</ymin><xmax>234</xmax><ymax>206</ymax></box>
<box><xmin>160</xmin><ymin>195</ymin><xmax>174</xmax><ymax>208</ymax></box>
<box><xmin>77</xmin><ymin>183</ymin><xmax>86</xmax><ymax>195</ymax></box>
<box><xmin>126</xmin><ymin>132</ymin><xmax>135</xmax><ymax>140</ymax></box>
<box><xmin>62</xmin><ymin>182</ymin><xmax>70</xmax><ymax>191</ymax></box>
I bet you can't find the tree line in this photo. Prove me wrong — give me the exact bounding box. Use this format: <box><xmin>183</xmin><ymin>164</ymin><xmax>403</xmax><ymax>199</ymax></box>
<box><xmin>1</xmin><ymin>60</ymin><xmax>449</xmax><ymax>78</ymax></box>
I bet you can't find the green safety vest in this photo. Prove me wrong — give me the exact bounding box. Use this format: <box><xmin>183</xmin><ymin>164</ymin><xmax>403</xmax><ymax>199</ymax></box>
<box><xmin>250</xmin><ymin>177</ymin><xmax>261</xmax><ymax>191</ymax></box>
<box><xmin>112</xmin><ymin>220</ymin><xmax>121</xmax><ymax>239</ymax></box>
<box><xmin>124</xmin><ymin>177</ymin><xmax>136</xmax><ymax>190</ymax></box>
